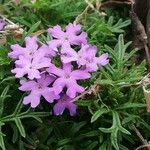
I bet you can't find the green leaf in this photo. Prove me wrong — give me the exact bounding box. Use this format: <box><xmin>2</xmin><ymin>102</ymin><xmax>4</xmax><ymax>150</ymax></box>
<box><xmin>14</xmin><ymin>118</ymin><xmax>26</xmax><ymax>138</ymax></box>
<box><xmin>11</xmin><ymin>123</ymin><xmax>19</xmax><ymax>143</ymax></box>
<box><xmin>0</xmin><ymin>76</ymin><xmax>16</xmax><ymax>85</ymax></box>
<box><xmin>75</xmin><ymin>100</ymin><xmax>93</xmax><ymax>106</ymax></box>
<box><xmin>119</xmin><ymin>126</ymin><xmax>130</xmax><ymax>135</ymax></box>
<box><xmin>117</xmin><ymin>103</ymin><xmax>146</xmax><ymax>110</ymax></box>
<box><xmin>111</xmin><ymin>128</ymin><xmax>119</xmax><ymax>150</ymax></box>
<box><xmin>99</xmin><ymin>126</ymin><xmax>114</xmax><ymax>133</ymax></box>
<box><xmin>13</xmin><ymin>97</ymin><xmax>24</xmax><ymax>115</ymax></box>
<box><xmin>0</xmin><ymin>48</ymin><xmax>11</xmax><ymax>65</ymax></box>
<box><xmin>26</xmin><ymin>21</ymin><xmax>41</xmax><ymax>36</ymax></box>
<box><xmin>0</xmin><ymin>124</ymin><xmax>5</xmax><ymax>150</ymax></box>
<box><xmin>96</xmin><ymin>79</ymin><xmax>114</xmax><ymax>86</ymax></box>
<box><xmin>71</xmin><ymin>121</ymin><xmax>86</xmax><ymax>135</ymax></box>
<box><xmin>109</xmin><ymin>17</ymin><xmax>131</xmax><ymax>33</ymax></box>
<box><xmin>87</xmin><ymin>141</ymin><xmax>98</xmax><ymax>150</ymax></box>
<box><xmin>99</xmin><ymin>111</ymin><xmax>130</xmax><ymax>150</ymax></box>
<box><xmin>19</xmin><ymin>140</ymin><xmax>25</xmax><ymax>150</ymax></box>
<box><xmin>91</xmin><ymin>108</ymin><xmax>110</xmax><ymax>123</ymax></box>
<box><xmin>81</xmin><ymin>130</ymin><xmax>100</xmax><ymax>137</ymax></box>
<box><xmin>0</xmin><ymin>85</ymin><xmax>10</xmax><ymax>117</ymax></box>
<box><xmin>57</xmin><ymin>138</ymin><xmax>71</xmax><ymax>147</ymax></box>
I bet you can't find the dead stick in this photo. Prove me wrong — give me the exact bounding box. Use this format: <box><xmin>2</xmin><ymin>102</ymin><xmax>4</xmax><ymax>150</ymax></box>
<box><xmin>136</xmin><ymin>144</ymin><xmax>150</xmax><ymax>150</ymax></box>
<box><xmin>101</xmin><ymin>1</ymin><xmax>132</xmax><ymax>8</ymax></box>
<box><xmin>130</xmin><ymin>9</ymin><xmax>150</xmax><ymax>69</ymax></box>
<box><xmin>132</xmin><ymin>125</ymin><xmax>150</xmax><ymax>150</ymax></box>
<box><xmin>74</xmin><ymin>5</ymin><xmax>90</xmax><ymax>24</ymax></box>
<box><xmin>144</xmin><ymin>42</ymin><xmax>150</xmax><ymax>69</ymax></box>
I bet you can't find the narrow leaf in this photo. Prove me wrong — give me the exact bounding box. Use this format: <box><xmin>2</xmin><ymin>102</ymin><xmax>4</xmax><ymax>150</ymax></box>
<box><xmin>26</xmin><ymin>21</ymin><xmax>41</xmax><ymax>36</ymax></box>
<box><xmin>14</xmin><ymin>118</ymin><xmax>26</xmax><ymax>138</ymax></box>
<box><xmin>91</xmin><ymin>108</ymin><xmax>110</xmax><ymax>123</ymax></box>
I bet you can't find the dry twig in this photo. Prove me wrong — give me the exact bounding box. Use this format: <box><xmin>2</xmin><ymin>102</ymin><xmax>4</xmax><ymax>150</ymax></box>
<box><xmin>132</xmin><ymin>125</ymin><xmax>150</xmax><ymax>150</ymax></box>
<box><xmin>130</xmin><ymin>9</ymin><xmax>150</xmax><ymax>69</ymax></box>
<box><xmin>136</xmin><ymin>144</ymin><xmax>150</xmax><ymax>150</ymax></box>
<box><xmin>101</xmin><ymin>0</ymin><xmax>133</xmax><ymax>8</ymax></box>
<box><xmin>74</xmin><ymin>0</ymin><xmax>106</xmax><ymax>24</ymax></box>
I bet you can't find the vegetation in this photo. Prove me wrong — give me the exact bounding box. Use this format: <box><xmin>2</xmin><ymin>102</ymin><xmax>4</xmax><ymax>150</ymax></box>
<box><xmin>0</xmin><ymin>0</ymin><xmax>149</xmax><ymax>150</ymax></box>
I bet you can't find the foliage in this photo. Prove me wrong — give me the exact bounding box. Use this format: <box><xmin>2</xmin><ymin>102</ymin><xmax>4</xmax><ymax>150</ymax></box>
<box><xmin>0</xmin><ymin>0</ymin><xmax>149</xmax><ymax>150</ymax></box>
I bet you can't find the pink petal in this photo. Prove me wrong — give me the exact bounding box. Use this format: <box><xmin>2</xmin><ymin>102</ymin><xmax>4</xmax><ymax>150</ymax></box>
<box><xmin>66</xmin><ymin>102</ymin><xmax>77</xmax><ymax>116</ymax></box>
<box><xmin>47</xmin><ymin>65</ymin><xmax>64</xmax><ymax>77</ymax></box>
<box><xmin>53</xmin><ymin>101</ymin><xmax>65</xmax><ymax>116</ymax></box>
<box><xmin>42</xmin><ymin>88</ymin><xmax>60</xmax><ymax>103</ymax></box>
<box><xmin>97</xmin><ymin>53</ymin><xmax>109</xmax><ymax>66</ymax></box>
<box><xmin>19</xmin><ymin>80</ymin><xmax>37</xmax><ymax>91</ymax></box>
<box><xmin>48</xmin><ymin>25</ymin><xmax>65</xmax><ymax>39</ymax></box>
<box><xmin>28</xmin><ymin>69</ymin><xmax>41</xmax><ymax>79</ymax></box>
<box><xmin>25</xmin><ymin>36</ymin><xmax>38</xmax><ymax>51</ymax></box>
<box><xmin>71</xmin><ymin>70</ymin><xmax>91</xmax><ymax>80</ymax></box>
<box><xmin>23</xmin><ymin>93</ymin><xmax>41</xmax><ymax>108</ymax></box>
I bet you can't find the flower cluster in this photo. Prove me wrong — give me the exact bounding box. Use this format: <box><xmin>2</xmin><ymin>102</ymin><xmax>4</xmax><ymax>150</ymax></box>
<box><xmin>8</xmin><ymin>23</ymin><xmax>109</xmax><ymax>116</ymax></box>
<box><xmin>0</xmin><ymin>19</ymin><xmax>5</xmax><ymax>30</ymax></box>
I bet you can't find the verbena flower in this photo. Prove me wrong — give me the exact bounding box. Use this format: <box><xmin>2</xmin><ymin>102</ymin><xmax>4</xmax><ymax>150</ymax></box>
<box><xmin>53</xmin><ymin>95</ymin><xmax>77</xmax><ymax>116</ymax></box>
<box><xmin>61</xmin><ymin>44</ymin><xmax>109</xmax><ymax>72</ymax></box>
<box><xmin>39</xmin><ymin>44</ymin><xmax>56</xmax><ymax>58</ymax></box>
<box><xmin>19</xmin><ymin>74</ymin><xmax>59</xmax><ymax>108</ymax></box>
<box><xmin>0</xmin><ymin>19</ymin><xmax>5</xmax><ymax>30</ymax></box>
<box><xmin>47</xmin><ymin>23</ymin><xmax>87</xmax><ymax>52</ymax></box>
<box><xmin>12</xmin><ymin>51</ymin><xmax>50</xmax><ymax>79</ymax></box>
<box><xmin>9</xmin><ymin>23</ymin><xmax>109</xmax><ymax>116</ymax></box>
<box><xmin>77</xmin><ymin>44</ymin><xmax>109</xmax><ymax>72</ymax></box>
<box><xmin>8</xmin><ymin>36</ymin><xmax>39</xmax><ymax>59</ymax></box>
<box><xmin>47</xmin><ymin>63</ymin><xmax>90</xmax><ymax>98</ymax></box>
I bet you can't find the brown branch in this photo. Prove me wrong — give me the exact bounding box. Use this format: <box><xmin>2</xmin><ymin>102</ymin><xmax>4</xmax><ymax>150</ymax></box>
<box><xmin>84</xmin><ymin>0</ymin><xmax>104</xmax><ymax>16</ymax></box>
<box><xmin>136</xmin><ymin>144</ymin><xmax>150</xmax><ymax>150</ymax></box>
<box><xmin>132</xmin><ymin>125</ymin><xmax>150</xmax><ymax>150</ymax></box>
<box><xmin>74</xmin><ymin>0</ymin><xmax>106</xmax><ymax>24</ymax></box>
<box><xmin>71</xmin><ymin>84</ymin><xmax>101</xmax><ymax>102</ymax></box>
<box><xmin>74</xmin><ymin>5</ymin><xmax>89</xmax><ymax>24</ymax></box>
<box><xmin>101</xmin><ymin>0</ymin><xmax>132</xmax><ymax>8</ymax></box>
<box><xmin>130</xmin><ymin>9</ymin><xmax>150</xmax><ymax>69</ymax></box>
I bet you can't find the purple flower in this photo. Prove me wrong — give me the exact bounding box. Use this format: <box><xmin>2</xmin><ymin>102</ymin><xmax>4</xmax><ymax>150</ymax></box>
<box><xmin>53</xmin><ymin>95</ymin><xmax>77</xmax><ymax>116</ymax></box>
<box><xmin>12</xmin><ymin>50</ymin><xmax>51</xmax><ymax>79</ymax></box>
<box><xmin>61</xmin><ymin>44</ymin><xmax>109</xmax><ymax>72</ymax></box>
<box><xmin>38</xmin><ymin>44</ymin><xmax>56</xmax><ymax>58</ymax></box>
<box><xmin>8</xmin><ymin>36</ymin><xmax>39</xmax><ymax>59</ymax></box>
<box><xmin>47</xmin><ymin>23</ymin><xmax>87</xmax><ymax>52</ymax></box>
<box><xmin>19</xmin><ymin>74</ymin><xmax>60</xmax><ymax>108</ymax></box>
<box><xmin>96</xmin><ymin>53</ymin><xmax>109</xmax><ymax>66</ymax></box>
<box><xmin>77</xmin><ymin>45</ymin><xmax>109</xmax><ymax>72</ymax></box>
<box><xmin>9</xmin><ymin>22</ymin><xmax>109</xmax><ymax>116</ymax></box>
<box><xmin>47</xmin><ymin>63</ymin><xmax>91</xmax><ymax>98</ymax></box>
<box><xmin>0</xmin><ymin>19</ymin><xmax>5</xmax><ymax>31</ymax></box>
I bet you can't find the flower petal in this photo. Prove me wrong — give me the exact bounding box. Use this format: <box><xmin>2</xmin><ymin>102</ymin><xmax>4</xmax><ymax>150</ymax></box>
<box><xmin>42</xmin><ymin>88</ymin><xmax>60</xmax><ymax>103</ymax></box>
<box><xmin>66</xmin><ymin>102</ymin><xmax>77</xmax><ymax>116</ymax></box>
<box><xmin>25</xmin><ymin>36</ymin><xmax>38</xmax><ymax>51</ymax></box>
<box><xmin>23</xmin><ymin>93</ymin><xmax>41</xmax><ymax>108</ymax></box>
<box><xmin>19</xmin><ymin>80</ymin><xmax>37</xmax><ymax>91</ymax></box>
<box><xmin>48</xmin><ymin>25</ymin><xmax>65</xmax><ymax>39</ymax></box>
<box><xmin>53</xmin><ymin>101</ymin><xmax>65</xmax><ymax>116</ymax></box>
<box><xmin>97</xmin><ymin>53</ymin><xmax>109</xmax><ymax>66</ymax></box>
<box><xmin>71</xmin><ymin>70</ymin><xmax>91</xmax><ymax>80</ymax></box>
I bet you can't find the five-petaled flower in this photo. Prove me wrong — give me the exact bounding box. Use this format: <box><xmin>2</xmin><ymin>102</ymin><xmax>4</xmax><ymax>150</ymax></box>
<box><xmin>19</xmin><ymin>74</ymin><xmax>59</xmax><ymax>108</ymax></box>
<box><xmin>47</xmin><ymin>63</ymin><xmax>91</xmax><ymax>98</ymax></box>
<box><xmin>12</xmin><ymin>50</ymin><xmax>51</xmax><ymax>79</ymax></box>
<box><xmin>61</xmin><ymin>44</ymin><xmax>109</xmax><ymax>72</ymax></box>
